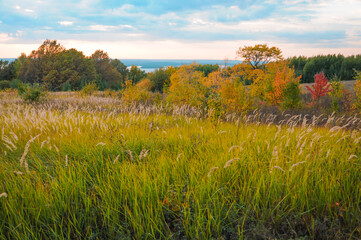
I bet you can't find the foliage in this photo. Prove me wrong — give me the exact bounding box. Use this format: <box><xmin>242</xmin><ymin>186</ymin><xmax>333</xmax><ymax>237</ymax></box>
<box><xmin>195</xmin><ymin>64</ymin><xmax>219</xmax><ymax>77</ymax></box>
<box><xmin>219</xmin><ymin>80</ymin><xmax>253</xmax><ymax>113</ymax></box>
<box><xmin>354</xmin><ymin>70</ymin><xmax>361</xmax><ymax>112</ymax></box>
<box><xmin>289</xmin><ymin>54</ymin><xmax>361</xmax><ymax>83</ymax></box>
<box><xmin>91</xmin><ymin>50</ymin><xmax>124</xmax><ymax>90</ymax></box>
<box><xmin>306</xmin><ymin>72</ymin><xmax>332</xmax><ymax>105</ymax></box>
<box><xmin>110</xmin><ymin>59</ymin><xmax>128</xmax><ymax>81</ymax></box>
<box><xmin>207</xmin><ymin>92</ymin><xmax>224</xmax><ymax>127</ymax></box>
<box><xmin>17</xmin><ymin>83</ymin><xmax>47</xmax><ymax>103</ymax></box>
<box><xmin>328</xmin><ymin>75</ymin><xmax>344</xmax><ymax>112</ymax></box>
<box><xmin>236</xmin><ymin>44</ymin><xmax>283</xmax><ymax>69</ymax></box>
<box><xmin>19</xmin><ymin>40</ymin><xmax>97</xmax><ymax>90</ymax></box>
<box><xmin>147</xmin><ymin>67</ymin><xmax>171</xmax><ymax>93</ymax></box>
<box><xmin>121</xmin><ymin>80</ymin><xmax>152</xmax><ymax>105</ymax></box>
<box><xmin>281</xmin><ymin>81</ymin><xmax>302</xmax><ymax>110</ymax></box>
<box><xmin>79</xmin><ymin>82</ymin><xmax>99</xmax><ymax>96</ymax></box>
<box><xmin>0</xmin><ymin>60</ymin><xmax>17</xmax><ymax>80</ymax></box>
<box><xmin>250</xmin><ymin>61</ymin><xmax>300</xmax><ymax>106</ymax></box>
<box><xmin>9</xmin><ymin>79</ymin><xmax>23</xmax><ymax>89</ymax></box>
<box><xmin>0</xmin><ymin>80</ymin><xmax>11</xmax><ymax>90</ymax></box>
<box><xmin>136</xmin><ymin>78</ymin><xmax>153</xmax><ymax>91</ymax></box>
<box><xmin>61</xmin><ymin>81</ymin><xmax>72</xmax><ymax>92</ymax></box>
<box><xmin>167</xmin><ymin>64</ymin><xmax>207</xmax><ymax>107</ymax></box>
<box><xmin>127</xmin><ymin>65</ymin><xmax>147</xmax><ymax>84</ymax></box>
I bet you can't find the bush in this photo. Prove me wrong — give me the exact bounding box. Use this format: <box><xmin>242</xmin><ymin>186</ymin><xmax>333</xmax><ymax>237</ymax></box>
<box><xmin>354</xmin><ymin>70</ymin><xmax>361</xmax><ymax>113</ymax></box>
<box><xmin>61</xmin><ymin>81</ymin><xmax>72</xmax><ymax>91</ymax></box>
<box><xmin>0</xmin><ymin>80</ymin><xmax>10</xmax><ymax>90</ymax></box>
<box><xmin>281</xmin><ymin>81</ymin><xmax>302</xmax><ymax>110</ymax></box>
<box><xmin>328</xmin><ymin>75</ymin><xmax>344</xmax><ymax>112</ymax></box>
<box><xmin>9</xmin><ymin>79</ymin><xmax>22</xmax><ymax>89</ymax></box>
<box><xmin>121</xmin><ymin>80</ymin><xmax>152</xmax><ymax>105</ymax></box>
<box><xmin>79</xmin><ymin>82</ymin><xmax>99</xmax><ymax>96</ymax></box>
<box><xmin>18</xmin><ymin>83</ymin><xmax>47</xmax><ymax>103</ymax></box>
<box><xmin>220</xmin><ymin>80</ymin><xmax>253</xmax><ymax>113</ymax></box>
<box><xmin>166</xmin><ymin>64</ymin><xmax>208</xmax><ymax>107</ymax></box>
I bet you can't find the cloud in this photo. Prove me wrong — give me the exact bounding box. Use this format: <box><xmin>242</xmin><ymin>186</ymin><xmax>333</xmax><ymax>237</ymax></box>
<box><xmin>0</xmin><ymin>33</ymin><xmax>14</xmax><ymax>43</ymax></box>
<box><xmin>58</xmin><ymin>21</ymin><xmax>74</xmax><ymax>26</ymax></box>
<box><xmin>1</xmin><ymin>0</ymin><xmax>361</xmax><ymax>58</ymax></box>
<box><xmin>87</xmin><ymin>24</ymin><xmax>135</xmax><ymax>31</ymax></box>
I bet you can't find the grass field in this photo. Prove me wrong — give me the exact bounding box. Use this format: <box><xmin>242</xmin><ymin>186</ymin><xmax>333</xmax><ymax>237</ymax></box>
<box><xmin>1</xmin><ymin>93</ymin><xmax>361</xmax><ymax>239</ymax></box>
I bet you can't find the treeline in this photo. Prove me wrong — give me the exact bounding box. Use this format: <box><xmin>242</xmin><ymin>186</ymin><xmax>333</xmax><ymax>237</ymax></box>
<box><xmin>0</xmin><ymin>40</ymin><xmax>147</xmax><ymax>91</ymax></box>
<box><xmin>1</xmin><ymin>40</ymin><xmax>361</xmax><ymax>93</ymax></box>
<box><xmin>289</xmin><ymin>55</ymin><xmax>361</xmax><ymax>83</ymax></box>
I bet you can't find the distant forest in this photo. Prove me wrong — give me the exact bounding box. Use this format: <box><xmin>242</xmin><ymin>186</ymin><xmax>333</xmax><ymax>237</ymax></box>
<box><xmin>1</xmin><ymin>40</ymin><xmax>361</xmax><ymax>91</ymax></box>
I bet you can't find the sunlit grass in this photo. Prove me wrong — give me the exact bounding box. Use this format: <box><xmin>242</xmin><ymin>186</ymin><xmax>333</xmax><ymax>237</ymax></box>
<box><xmin>0</xmin><ymin>93</ymin><xmax>360</xmax><ymax>239</ymax></box>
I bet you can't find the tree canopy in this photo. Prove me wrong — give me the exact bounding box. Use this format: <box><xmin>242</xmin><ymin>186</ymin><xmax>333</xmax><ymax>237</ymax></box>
<box><xmin>236</xmin><ymin>44</ymin><xmax>283</xmax><ymax>69</ymax></box>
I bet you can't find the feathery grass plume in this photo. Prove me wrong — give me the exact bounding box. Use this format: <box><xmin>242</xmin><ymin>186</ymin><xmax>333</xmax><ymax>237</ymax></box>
<box><xmin>113</xmin><ymin>154</ymin><xmax>120</xmax><ymax>164</ymax></box>
<box><xmin>14</xmin><ymin>171</ymin><xmax>23</xmax><ymax>175</ymax></box>
<box><xmin>224</xmin><ymin>158</ymin><xmax>240</xmax><ymax>168</ymax></box>
<box><xmin>96</xmin><ymin>142</ymin><xmax>106</xmax><ymax>147</ymax></box>
<box><xmin>272</xmin><ymin>146</ymin><xmax>278</xmax><ymax>158</ymax></box>
<box><xmin>289</xmin><ymin>161</ymin><xmax>306</xmax><ymax>171</ymax></box>
<box><xmin>65</xmin><ymin>155</ymin><xmax>68</xmax><ymax>166</ymax></box>
<box><xmin>54</xmin><ymin>144</ymin><xmax>59</xmax><ymax>153</ymax></box>
<box><xmin>127</xmin><ymin>150</ymin><xmax>134</xmax><ymax>161</ymax></box>
<box><xmin>0</xmin><ymin>193</ymin><xmax>7</xmax><ymax>198</ymax></box>
<box><xmin>40</xmin><ymin>140</ymin><xmax>49</xmax><ymax>148</ymax></box>
<box><xmin>19</xmin><ymin>134</ymin><xmax>41</xmax><ymax>172</ymax></box>
<box><xmin>207</xmin><ymin>167</ymin><xmax>218</xmax><ymax>177</ymax></box>
<box><xmin>326</xmin><ymin>149</ymin><xmax>331</xmax><ymax>158</ymax></box>
<box><xmin>228</xmin><ymin>145</ymin><xmax>240</xmax><ymax>153</ymax></box>
<box><xmin>270</xmin><ymin>166</ymin><xmax>285</xmax><ymax>173</ymax></box>
<box><xmin>348</xmin><ymin>155</ymin><xmax>358</xmax><ymax>161</ymax></box>
<box><xmin>2</xmin><ymin>135</ymin><xmax>17</xmax><ymax>150</ymax></box>
<box><xmin>353</xmin><ymin>136</ymin><xmax>361</xmax><ymax>144</ymax></box>
<box><xmin>139</xmin><ymin>149</ymin><xmax>149</xmax><ymax>160</ymax></box>
<box><xmin>176</xmin><ymin>153</ymin><xmax>182</xmax><ymax>162</ymax></box>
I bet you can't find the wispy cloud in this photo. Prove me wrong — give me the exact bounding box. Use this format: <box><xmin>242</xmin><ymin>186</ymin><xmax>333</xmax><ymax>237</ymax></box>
<box><xmin>58</xmin><ymin>21</ymin><xmax>74</xmax><ymax>26</ymax></box>
<box><xmin>87</xmin><ymin>24</ymin><xmax>134</xmax><ymax>31</ymax></box>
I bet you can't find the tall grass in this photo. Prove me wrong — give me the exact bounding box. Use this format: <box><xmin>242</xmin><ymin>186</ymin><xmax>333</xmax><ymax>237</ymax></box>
<box><xmin>0</xmin><ymin>93</ymin><xmax>360</xmax><ymax>239</ymax></box>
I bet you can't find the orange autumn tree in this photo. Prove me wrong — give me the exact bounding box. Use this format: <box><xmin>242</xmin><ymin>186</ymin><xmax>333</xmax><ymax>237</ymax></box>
<box><xmin>250</xmin><ymin>61</ymin><xmax>301</xmax><ymax>105</ymax></box>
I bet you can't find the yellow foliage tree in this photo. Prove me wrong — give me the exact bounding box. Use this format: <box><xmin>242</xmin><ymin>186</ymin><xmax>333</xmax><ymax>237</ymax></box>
<box><xmin>167</xmin><ymin>64</ymin><xmax>207</xmax><ymax>107</ymax></box>
<box><xmin>121</xmin><ymin>80</ymin><xmax>152</xmax><ymax>105</ymax></box>
<box><xmin>219</xmin><ymin>80</ymin><xmax>253</xmax><ymax>113</ymax></box>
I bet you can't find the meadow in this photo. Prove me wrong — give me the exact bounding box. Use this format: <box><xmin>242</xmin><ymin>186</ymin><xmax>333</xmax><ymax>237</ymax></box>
<box><xmin>0</xmin><ymin>93</ymin><xmax>361</xmax><ymax>239</ymax></box>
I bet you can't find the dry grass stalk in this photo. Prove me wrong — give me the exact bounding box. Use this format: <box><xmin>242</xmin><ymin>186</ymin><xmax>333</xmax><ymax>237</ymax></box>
<box><xmin>19</xmin><ymin>134</ymin><xmax>41</xmax><ymax>172</ymax></box>
<box><xmin>289</xmin><ymin>161</ymin><xmax>306</xmax><ymax>171</ymax></box>
<box><xmin>113</xmin><ymin>154</ymin><xmax>120</xmax><ymax>164</ymax></box>
<box><xmin>224</xmin><ymin>158</ymin><xmax>240</xmax><ymax>168</ymax></box>
<box><xmin>0</xmin><ymin>193</ymin><xmax>7</xmax><ymax>198</ymax></box>
<box><xmin>207</xmin><ymin>167</ymin><xmax>218</xmax><ymax>177</ymax></box>
<box><xmin>270</xmin><ymin>166</ymin><xmax>285</xmax><ymax>173</ymax></box>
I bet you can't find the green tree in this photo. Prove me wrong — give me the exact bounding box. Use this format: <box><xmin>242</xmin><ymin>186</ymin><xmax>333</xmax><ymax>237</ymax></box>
<box><xmin>91</xmin><ymin>50</ymin><xmax>123</xmax><ymax>90</ymax></box>
<box><xmin>147</xmin><ymin>67</ymin><xmax>171</xmax><ymax>93</ymax></box>
<box><xmin>110</xmin><ymin>59</ymin><xmax>128</xmax><ymax>81</ymax></box>
<box><xmin>195</xmin><ymin>64</ymin><xmax>219</xmax><ymax>77</ymax></box>
<box><xmin>18</xmin><ymin>40</ymin><xmax>97</xmax><ymax>90</ymax></box>
<box><xmin>127</xmin><ymin>65</ymin><xmax>146</xmax><ymax>84</ymax></box>
<box><xmin>0</xmin><ymin>60</ymin><xmax>17</xmax><ymax>80</ymax></box>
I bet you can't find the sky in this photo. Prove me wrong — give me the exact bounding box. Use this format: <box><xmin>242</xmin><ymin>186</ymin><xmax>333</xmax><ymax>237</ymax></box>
<box><xmin>0</xmin><ymin>0</ymin><xmax>361</xmax><ymax>59</ymax></box>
